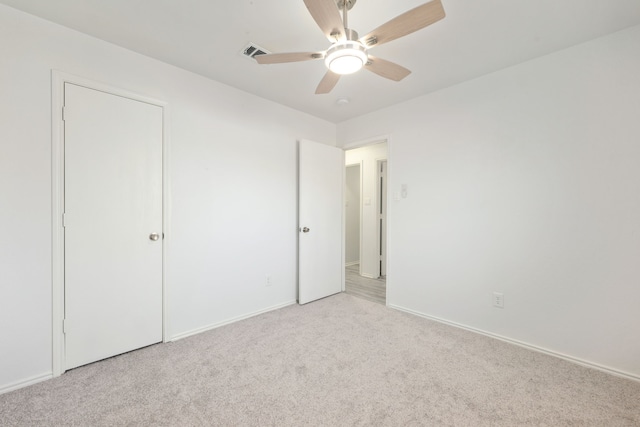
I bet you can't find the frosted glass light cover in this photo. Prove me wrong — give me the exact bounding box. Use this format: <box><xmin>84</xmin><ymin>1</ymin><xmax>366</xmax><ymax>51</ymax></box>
<box><xmin>324</xmin><ymin>42</ymin><xmax>368</xmax><ymax>75</ymax></box>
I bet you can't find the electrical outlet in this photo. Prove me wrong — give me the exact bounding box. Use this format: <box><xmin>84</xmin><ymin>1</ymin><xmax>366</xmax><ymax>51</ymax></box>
<box><xmin>266</xmin><ymin>275</ymin><xmax>272</xmax><ymax>287</ymax></box>
<box><xmin>493</xmin><ymin>292</ymin><xmax>504</xmax><ymax>308</ymax></box>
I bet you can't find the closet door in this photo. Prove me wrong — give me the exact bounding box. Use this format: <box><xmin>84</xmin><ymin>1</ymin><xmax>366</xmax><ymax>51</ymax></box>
<box><xmin>64</xmin><ymin>83</ymin><xmax>163</xmax><ymax>369</ymax></box>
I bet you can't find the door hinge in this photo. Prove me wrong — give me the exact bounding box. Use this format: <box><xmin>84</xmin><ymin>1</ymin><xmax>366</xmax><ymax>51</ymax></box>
<box><xmin>62</xmin><ymin>212</ymin><xmax>67</xmax><ymax>227</ymax></box>
<box><xmin>62</xmin><ymin>106</ymin><xmax>66</xmax><ymax>121</ymax></box>
<box><xmin>63</xmin><ymin>318</ymin><xmax>67</xmax><ymax>334</ymax></box>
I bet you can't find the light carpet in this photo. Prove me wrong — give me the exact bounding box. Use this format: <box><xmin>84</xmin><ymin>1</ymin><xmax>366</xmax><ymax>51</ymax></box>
<box><xmin>1</xmin><ymin>293</ymin><xmax>639</xmax><ymax>426</ymax></box>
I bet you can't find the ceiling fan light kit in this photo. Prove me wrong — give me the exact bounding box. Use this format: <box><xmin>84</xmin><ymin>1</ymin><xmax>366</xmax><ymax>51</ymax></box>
<box><xmin>325</xmin><ymin>41</ymin><xmax>367</xmax><ymax>74</ymax></box>
<box><xmin>255</xmin><ymin>0</ymin><xmax>445</xmax><ymax>94</ymax></box>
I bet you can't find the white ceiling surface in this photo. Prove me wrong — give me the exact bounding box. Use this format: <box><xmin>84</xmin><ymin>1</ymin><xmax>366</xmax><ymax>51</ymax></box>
<box><xmin>2</xmin><ymin>0</ymin><xmax>640</xmax><ymax>123</ymax></box>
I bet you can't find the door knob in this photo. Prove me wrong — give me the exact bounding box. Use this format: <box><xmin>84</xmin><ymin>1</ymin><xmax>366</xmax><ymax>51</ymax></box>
<box><xmin>149</xmin><ymin>233</ymin><xmax>160</xmax><ymax>241</ymax></box>
<box><xmin>302</xmin><ymin>227</ymin><xmax>310</xmax><ymax>233</ymax></box>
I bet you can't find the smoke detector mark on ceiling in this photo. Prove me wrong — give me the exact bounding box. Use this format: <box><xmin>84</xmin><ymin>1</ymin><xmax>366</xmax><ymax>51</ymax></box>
<box><xmin>241</xmin><ymin>43</ymin><xmax>270</xmax><ymax>60</ymax></box>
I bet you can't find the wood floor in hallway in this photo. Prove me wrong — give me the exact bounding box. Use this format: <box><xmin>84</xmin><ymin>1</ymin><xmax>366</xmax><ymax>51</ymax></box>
<box><xmin>345</xmin><ymin>263</ymin><xmax>386</xmax><ymax>305</ymax></box>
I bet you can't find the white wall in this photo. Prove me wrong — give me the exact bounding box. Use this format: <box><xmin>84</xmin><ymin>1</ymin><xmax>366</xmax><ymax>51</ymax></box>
<box><xmin>345</xmin><ymin>143</ymin><xmax>388</xmax><ymax>278</ymax></box>
<box><xmin>338</xmin><ymin>26</ymin><xmax>640</xmax><ymax>378</ymax></box>
<box><xmin>0</xmin><ymin>4</ymin><xmax>335</xmax><ymax>392</ymax></box>
<box><xmin>345</xmin><ymin>165</ymin><xmax>360</xmax><ymax>265</ymax></box>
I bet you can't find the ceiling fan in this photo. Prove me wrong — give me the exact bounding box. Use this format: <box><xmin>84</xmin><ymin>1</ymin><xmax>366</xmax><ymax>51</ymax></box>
<box><xmin>255</xmin><ymin>0</ymin><xmax>445</xmax><ymax>94</ymax></box>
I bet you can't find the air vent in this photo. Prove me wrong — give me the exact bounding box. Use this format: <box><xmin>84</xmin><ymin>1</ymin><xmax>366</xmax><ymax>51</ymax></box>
<box><xmin>241</xmin><ymin>43</ymin><xmax>270</xmax><ymax>60</ymax></box>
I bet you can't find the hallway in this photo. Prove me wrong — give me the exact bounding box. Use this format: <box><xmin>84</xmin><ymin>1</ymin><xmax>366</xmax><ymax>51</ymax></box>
<box><xmin>345</xmin><ymin>264</ymin><xmax>386</xmax><ymax>305</ymax></box>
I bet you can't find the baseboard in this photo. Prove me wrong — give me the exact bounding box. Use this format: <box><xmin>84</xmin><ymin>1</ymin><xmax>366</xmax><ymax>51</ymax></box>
<box><xmin>345</xmin><ymin>261</ymin><xmax>359</xmax><ymax>267</ymax></box>
<box><xmin>170</xmin><ymin>300</ymin><xmax>297</xmax><ymax>342</ymax></box>
<box><xmin>360</xmin><ymin>272</ymin><xmax>379</xmax><ymax>279</ymax></box>
<box><xmin>0</xmin><ymin>372</ymin><xmax>52</xmax><ymax>395</ymax></box>
<box><xmin>388</xmin><ymin>304</ymin><xmax>640</xmax><ymax>383</ymax></box>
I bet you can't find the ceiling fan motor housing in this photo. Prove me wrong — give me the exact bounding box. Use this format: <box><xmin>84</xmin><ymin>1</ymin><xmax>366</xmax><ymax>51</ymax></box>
<box><xmin>335</xmin><ymin>0</ymin><xmax>357</xmax><ymax>11</ymax></box>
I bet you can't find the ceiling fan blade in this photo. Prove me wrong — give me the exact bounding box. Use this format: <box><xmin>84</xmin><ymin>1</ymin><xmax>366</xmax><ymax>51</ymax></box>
<box><xmin>364</xmin><ymin>56</ymin><xmax>411</xmax><ymax>81</ymax></box>
<box><xmin>359</xmin><ymin>0</ymin><xmax>445</xmax><ymax>48</ymax></box>
<box><xmin>255</xmin><ymin>52</ymin><xmax>323</xmax><ymax>64</ymax></box>
<box><xmin>303</xmin><ymin>0</ymin><xmax>346</xmax><ymax>42</ymax></box>
<box><xmin>315</xmin><ymin>71</ymin><xmax>341</xmax><ymax>94</ymax></box>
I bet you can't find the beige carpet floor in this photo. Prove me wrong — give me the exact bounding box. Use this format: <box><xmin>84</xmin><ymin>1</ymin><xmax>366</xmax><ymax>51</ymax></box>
<box><xmin>1</xmin><ymin>293</ymin><xmax>639</xmax><ymax>426</ymax></box>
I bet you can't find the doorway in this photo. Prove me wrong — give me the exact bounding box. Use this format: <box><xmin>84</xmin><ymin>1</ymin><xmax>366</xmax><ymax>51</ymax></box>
<box><xmin>344</xmin><ymin>142</ymin><xmax>388</xmax><ymax>305</ymax></box>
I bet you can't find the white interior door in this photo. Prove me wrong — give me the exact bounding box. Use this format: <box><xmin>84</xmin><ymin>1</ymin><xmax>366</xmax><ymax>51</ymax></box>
<box><xmin>64</xmin><ymin>83</ymin><xmax>163</xmax><ymax>370</ymax></box>
<box><xmin>298</xmin><ymin>140</ymin><xmax>344</xmax><ymax>304</ymax></box>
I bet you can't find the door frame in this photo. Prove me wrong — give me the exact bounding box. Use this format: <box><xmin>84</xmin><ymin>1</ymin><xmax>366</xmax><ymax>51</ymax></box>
<box><xmin>51</xmin><ymin>71</ymin><xmax>171</xmax><ymax>377</ymax></box>
<box><xmin>378</xmin><ymin>160</ymin><xmax>387</xmax><ymax>277</ymax></box>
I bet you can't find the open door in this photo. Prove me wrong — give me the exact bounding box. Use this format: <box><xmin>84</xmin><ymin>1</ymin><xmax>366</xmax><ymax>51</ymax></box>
<box><xmin>298</xmin><ymin>140</ymin><xmax>344</xmax><ymax>304</ymax></box>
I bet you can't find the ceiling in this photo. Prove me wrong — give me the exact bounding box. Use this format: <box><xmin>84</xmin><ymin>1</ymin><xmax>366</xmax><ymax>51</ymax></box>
<box><xmin>2</xmin><ymin>0</ymin><xmax>640</xmax><ymax>123</ymax></box>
